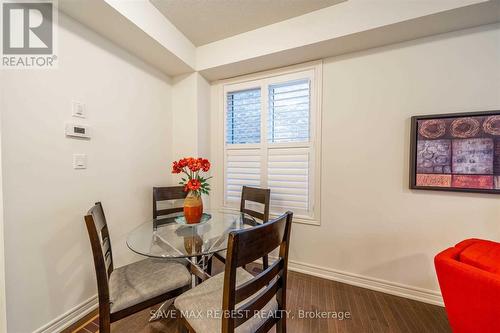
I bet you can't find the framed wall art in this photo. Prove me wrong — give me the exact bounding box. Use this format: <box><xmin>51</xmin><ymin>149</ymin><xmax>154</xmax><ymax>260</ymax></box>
<box><xmin>410</xmin><ymin>110</ymin><xmax>500</xmax><ymax>194</ymax></box>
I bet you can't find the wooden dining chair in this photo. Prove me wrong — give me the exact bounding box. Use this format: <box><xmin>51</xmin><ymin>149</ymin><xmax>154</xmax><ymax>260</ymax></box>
<box><xmin>153</xmin><ymin>186</ymin><xmax>188</xmax><ymax>219</ymax></box>
<box><xmin>239</xmin><ymin>185</ymin><xmax>271</xmax><ymax>225</ymax></box>
<box><xmin>174</xmin><ymin>211</ymin><xmax>293</xmax><ymax>333</ymax></box>
<box><xmin>84</xmin><ymin>202</ymin><xmax>192</xmax><ymax>333</ymax></box>
<box><xmin>214</xmin><ymin>186</ymin><xmax>271</xmax><ymax>270</ymax></box>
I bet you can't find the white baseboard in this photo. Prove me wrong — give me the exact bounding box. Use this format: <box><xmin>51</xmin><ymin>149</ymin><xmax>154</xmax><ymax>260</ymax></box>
<box><xmin>287</xmin><ymin>259</ymin><xmax>444</xmax><ymax>306</ymax></box>
<box><xmin>33</xmin><ymin>295</ymin><xmax>98</xmax><ymax>333</ymax></box>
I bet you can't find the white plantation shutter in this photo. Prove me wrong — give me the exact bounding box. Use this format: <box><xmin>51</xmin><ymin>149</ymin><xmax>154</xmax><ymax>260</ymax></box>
<box><xmin>224</xmin><ymin>67</ymin><xmax>320</xmax><ymax>221</ymax></box>
<box><xmin>225</xmin><ymin>149</ymin><xmax>261</xmax><ymax>205</ymax></box>
<box><xmin>268</xmin><ymin>148</ymin><xmax>310</xmax><ymax>216</ymax></box>
<box><xmin>268</xmin><ymin>79</ymin><xmax>310</xmax><ymax>143</ymax></box>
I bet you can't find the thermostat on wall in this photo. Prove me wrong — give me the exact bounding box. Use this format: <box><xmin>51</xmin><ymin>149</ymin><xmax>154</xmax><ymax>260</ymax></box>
<box><xmin>65</xmin><ymin>123</ymin><xmax>90</xmax><ymax>139</ymax></box>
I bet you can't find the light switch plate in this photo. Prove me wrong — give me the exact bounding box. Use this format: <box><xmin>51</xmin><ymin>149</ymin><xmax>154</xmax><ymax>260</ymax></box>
<box><xmin>72</xmin><ymin>101</ymin><xmax>86</xmax><ymax>118</ymax></box>
<box><xmin>73</xmin><ymin>154</ymin><xmax>87</xmax><ymax>169</ymax></box>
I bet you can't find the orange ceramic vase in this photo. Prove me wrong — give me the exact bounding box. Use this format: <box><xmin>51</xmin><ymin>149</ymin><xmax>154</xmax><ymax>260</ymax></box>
<box><xmin>183</xmin><ymin>192</ymin><xmax>203</xmax><ymax>224</ymax></box>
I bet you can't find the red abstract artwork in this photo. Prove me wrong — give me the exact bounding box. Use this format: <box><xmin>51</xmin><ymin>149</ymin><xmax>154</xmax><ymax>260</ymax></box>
<box><xmin>410</xmin><ymin>111</ymin><xmax>500</xmax><ymax>193</ymax></box>
<box><xmin>416</xmin><ymin>174</ymin><xmax>451</xmax><ymax>187</ymax></box>
<box><xmin>451</xmin><ymin>175</ymin><xmax>493</xmax><ymax>189</ymax></box>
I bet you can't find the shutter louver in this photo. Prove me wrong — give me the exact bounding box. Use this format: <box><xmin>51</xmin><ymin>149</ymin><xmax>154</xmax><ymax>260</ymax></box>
<box><xmin>225</xmin><ymin>149</ymin><xmax>261</xmax><ymax>206</ymax></box>
<box><xmin>268</xmin><ymin>148</ymin><xmax>310</xmax><ymax>216</ymax></box>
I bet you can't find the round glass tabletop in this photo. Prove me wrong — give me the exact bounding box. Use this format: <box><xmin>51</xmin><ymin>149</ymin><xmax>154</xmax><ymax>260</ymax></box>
<box><xmin>126</xmin><ymin>210</ymin><xmax>257</xmax><ymax>259</ymax></box>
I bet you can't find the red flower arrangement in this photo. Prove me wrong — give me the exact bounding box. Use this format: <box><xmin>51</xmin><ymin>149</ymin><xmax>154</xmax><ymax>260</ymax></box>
<box><xmin>172</xmin><ymin>157</ymin><xmax>211</xmax><ymax>197</ymax></box>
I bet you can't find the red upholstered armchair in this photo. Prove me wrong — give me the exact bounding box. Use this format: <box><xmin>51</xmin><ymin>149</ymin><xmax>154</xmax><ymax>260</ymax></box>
<box><xmin>435</xmin><ymin>238</ymin><xmax>500</xmax><ymax>333</ymax></box>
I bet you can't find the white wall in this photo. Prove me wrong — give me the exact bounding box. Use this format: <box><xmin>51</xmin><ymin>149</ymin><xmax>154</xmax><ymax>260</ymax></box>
<box><xmin>210</xmin><ymin>24</ymin><xmax>500</xmax><ymax>302</ymax></box>
<box><xmin>1</xmin><ymin>13</ymin><xmax>173</xmax><ymax>333</ymax></box>
<box><xmin>172</xmin><ymin>73</ymin><xmax>199</xmax><ymax>158</ymax></box>
<box><xmin>171</xmin><ymin>72</ymin><xmax>211</xmax><ymax>159</ymax></box>
<box><xmin>0</xmin><ymin>69</ymin><xmax>7</xmax><ymax>333</ymax></box>
<box><xmin>197</xmin><ymin>74</ymin><xmax>211</xmax><ymax>158</ymax></box>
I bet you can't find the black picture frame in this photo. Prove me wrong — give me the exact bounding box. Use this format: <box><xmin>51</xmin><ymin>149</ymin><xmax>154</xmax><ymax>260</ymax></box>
<box><xmin>409</xmin><ymin>110</ymin><xmax>500</xmax><ymax>194</ymax></box>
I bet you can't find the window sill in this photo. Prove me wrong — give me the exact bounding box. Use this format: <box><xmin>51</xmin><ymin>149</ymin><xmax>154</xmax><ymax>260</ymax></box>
<box><xmin>218</xmin><ymin>207</ymin><xmax>320</xmax><ymax>226</ymax></box>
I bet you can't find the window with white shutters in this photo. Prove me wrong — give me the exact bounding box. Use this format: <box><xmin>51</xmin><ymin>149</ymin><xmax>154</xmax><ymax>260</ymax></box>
<box><xmin>223</xmin><ymin>65</ymin><xmax>321</xmax><ymax>223</ymax></box>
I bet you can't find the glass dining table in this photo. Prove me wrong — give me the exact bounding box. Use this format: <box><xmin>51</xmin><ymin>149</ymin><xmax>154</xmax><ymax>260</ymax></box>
<box><xmin>127</xmin><ymin>210</ymin><xmax>257</xmax><ymax>283</ymax></box>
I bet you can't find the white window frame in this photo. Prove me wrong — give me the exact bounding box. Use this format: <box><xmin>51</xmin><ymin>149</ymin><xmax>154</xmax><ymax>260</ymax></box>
<box><xmin>219</xmin><ymin>61</ymin><xmax>322</xmax><ymax>226</ymax></box>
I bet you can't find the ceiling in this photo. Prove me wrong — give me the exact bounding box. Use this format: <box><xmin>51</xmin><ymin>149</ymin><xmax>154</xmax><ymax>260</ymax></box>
<box><xmin>60</xmin><ymin>0</ymin><xmax>498</xmax><ymax>79</ymax></box>
<box><xmin>150</xmin><ymin>0</ymin><xmax>344</xmax><ymax>46</ymax></box>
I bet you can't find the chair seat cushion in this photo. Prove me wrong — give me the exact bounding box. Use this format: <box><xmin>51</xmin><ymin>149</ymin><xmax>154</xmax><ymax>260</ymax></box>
<box><xmin>109</xmin><ymin>258</ymin><xmax>191</xmax><ymax>313</ymax></box>
<box><xmin>458</xmin><ymin>239</ymin><xmax>500</xmax><ymax>274</ymax></box>
<box><xmin>174</xmin><ymin>269</ymin><xmax>278</xmax><ymax>333</ymax></box>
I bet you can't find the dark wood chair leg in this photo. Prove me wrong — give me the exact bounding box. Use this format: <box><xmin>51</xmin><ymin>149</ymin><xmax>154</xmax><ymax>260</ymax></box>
<box><xmin>178</xmin><ymin>322</ymin><xmax>189</xmax><ymax>333</ymax></box>
<box><xmin>206</xmin><ymin>256</ymin><xmax>212</xmax><ymax>275</ymax></box>
<box><xmin>262</xmin><ymin>254</ymin><xmax>269</xmax><ymax>270</ymax></box>
<box><xmin>277</xmin><ymin>316</ymin><xmax>286</xmax><ymax>333</ymax></box>
<box><xmin>178</xmin><ymin>313</ymin><xmax>194</xmax><ymax>333</ymax></box>
<box><xmin>99</xmin><ymin>313</ymin><xmax>111</xmax><ymax>333</ymax></box>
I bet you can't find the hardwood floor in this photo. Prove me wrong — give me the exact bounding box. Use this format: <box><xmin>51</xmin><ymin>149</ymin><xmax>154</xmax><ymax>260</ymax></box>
<box><xmin>69</xmin><ymin>265</ymin><xmax>450</xmax><ymax>333</ymax></box>
<box><xmin>63</xmin><ymin>312</ymin><xmax>99</xmax><ymax>333</ymax></box>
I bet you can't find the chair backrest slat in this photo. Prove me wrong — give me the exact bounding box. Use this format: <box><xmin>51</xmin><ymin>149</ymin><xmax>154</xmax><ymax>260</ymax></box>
<box><xmin>239</xmin><ymin>186</ymin><xmax>270</xmax><ymax>223</ymax></box>
<box><xmin>222</xmin><ymin>211</ymin><xmax>293</xmax><ymax>333</ymax></box>
<box><xmin>153</xmin><ymin>186</ymin><xmax>188</xmax><ymax>219</ymax></box>
<box><xmin>102</xmin><ymin>236</ymin><xmax>110</xmax><ymax>255</ymax></box>
<box><xmin>100</xmin><ymin>227</ymin><xmax>113</xmax><ymax>277</ymax></box>
<box><xmin>155</xmin><ymin>207</ymin><xmax>183</xmax><ymax>216</ymax></box>
<box><xmin>242</xmin><ymin>209</ymin><xmax>264</xmax><ymax>221</ymax></box>
<box><xmin>85</xmin><ymin>202</ymin><xmax>114</xmax><ymax>276</ymax></box>
<box><xmin>234</xmin><ymin>258</ymin><xmax>283</xmax><ymax>303</ymax></box>
<box><xmin>234</xmin><ymin>278</ymin><xmax>282</xmax><ymax>328</ymax></box>
<box><xmin>254</xmin><ymin>316</ymin><xmax>279</xmax><ymax>333</ymax></box>
<box><xmin>234</xmin><ymin>221</ymin><xmax>285</xmax><ymax>267</ymax></box>
<box><xmin>104</xmin><ymin>249</ymin><xmax>112</xmax><ymax>276</ymax></box>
